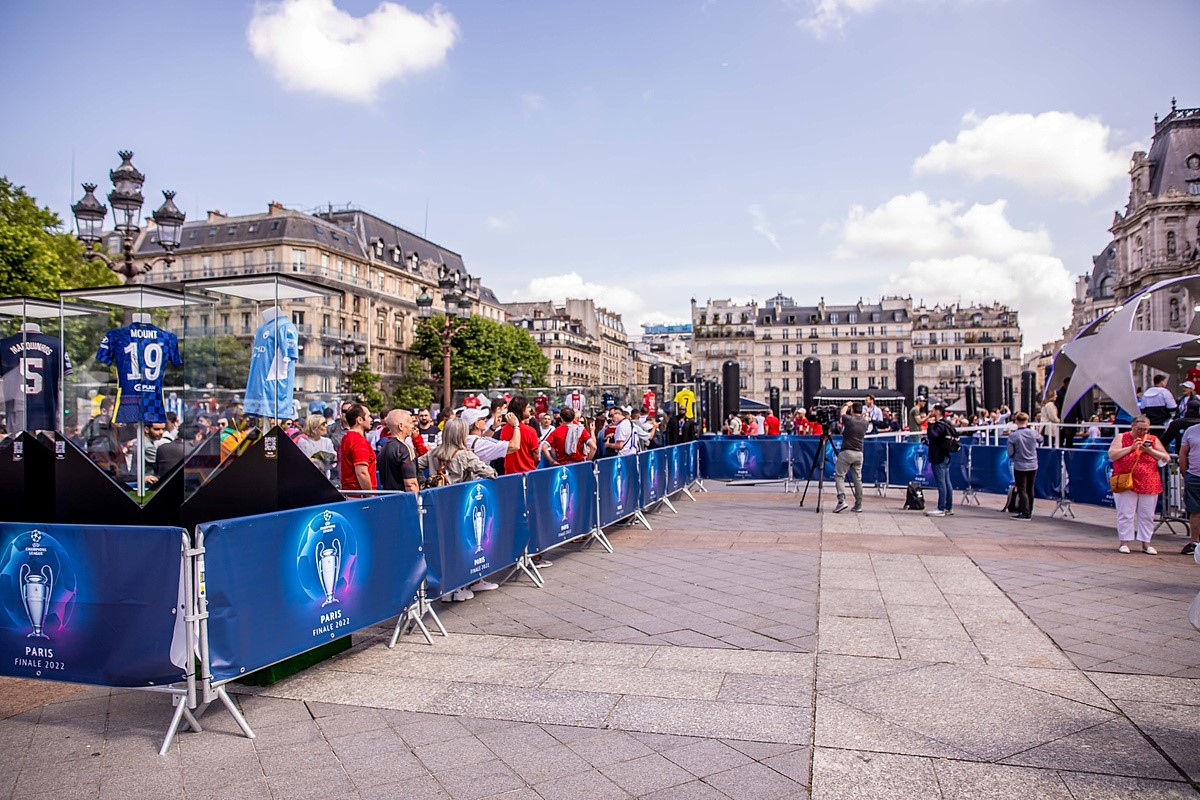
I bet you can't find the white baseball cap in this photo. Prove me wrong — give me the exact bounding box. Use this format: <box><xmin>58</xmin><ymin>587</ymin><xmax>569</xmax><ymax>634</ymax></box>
<box><xmin>461</xmin><ymin>409</ymin><xmax>490</xmax><ymax>427</ymax></box>
<box><xmin>1182</xmin><ymin>381</ymin><xmax>1195</xmax><ymax>390</ymax></box>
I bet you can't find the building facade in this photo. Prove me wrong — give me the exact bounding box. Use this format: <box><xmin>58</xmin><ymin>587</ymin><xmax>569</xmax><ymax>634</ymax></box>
<box><xmin>911</xmin><ymin>302</ymin><xmax>1022</xmax><ymax>397</ymax></box>
<box><xmin>134</xmin><ymin>202</ymin><xmax>500</xmax><ymax>398</ymax></box>
<box><xmin>690</xmin><ymin>298</ymin><xmax>758</xmax><ymax>394</ymax></box>
<box><xmin>505</xmin><ymin>300</ymin><xmax>602</xmax><ymax>389</ymax></box>
<box><xmin>639</xmin><ymin>323</ymin><xmax>692</xmax><ymax>366</ymax></box>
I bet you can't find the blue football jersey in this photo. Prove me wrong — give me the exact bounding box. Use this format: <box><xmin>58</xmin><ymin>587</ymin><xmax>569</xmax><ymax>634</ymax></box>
<box><xmin>1</xmin><ymin>331</ymin><xmax>72</xmax><ymax>430</ymax></box>
<box><xmin>95</xmin><ymin>322</ymin><xmax>182</xmax><ymax>424</ymax></box>
<box><xmin>244</xmin><ymin>315</ymin><xmax>299</xmax><ymax>418</ymax></box>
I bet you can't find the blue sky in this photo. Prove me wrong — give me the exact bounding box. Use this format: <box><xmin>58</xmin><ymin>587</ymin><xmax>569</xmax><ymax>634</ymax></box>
<box><xmin>1</xmin><ymin>0</ymin><xmax>1196</xmax><ymax>347</ymax></box>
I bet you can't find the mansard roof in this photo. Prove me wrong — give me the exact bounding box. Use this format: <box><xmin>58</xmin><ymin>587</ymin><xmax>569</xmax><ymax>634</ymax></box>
<box><xmin>1148</xmin><ymin>101</ymin><xmax>1200</xmax><ymax>197</ymax></box>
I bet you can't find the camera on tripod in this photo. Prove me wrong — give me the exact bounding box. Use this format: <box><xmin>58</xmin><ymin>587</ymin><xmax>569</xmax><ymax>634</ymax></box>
<box><xmin>809</xmin><ymin>405</ymin><xmax>841</xmax><ymax>427</ymax></box>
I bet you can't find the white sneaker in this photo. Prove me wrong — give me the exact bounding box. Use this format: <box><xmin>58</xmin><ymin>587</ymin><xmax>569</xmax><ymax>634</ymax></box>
<box><xmin>925</xmin><ymin>510</ymin><xmax>945</xmax><ymax>517</ymax></box>
<box><xmin>833</xmin><ymin>502</ymin><xmax>849</xmax><ymax>513</ymax></box>
<box><xmin>1118</xmin><ymin>544</ymin><xmax>1131</xmax><ymax>554</ymax></box>
<box><xmin>1142</xmin><ymin>546</ymin><xmax>1158</xmax><ymax>555</ymax></box>
<box><xmin>471</xmin><ymin>579</ymin><xmax>499</xmax><ymax>591</ymax></box>
<box><xmin>450</xmin><ymin>588</ymin><xmax>475</xmax><ymax>602</ymax></box>
<box><xmin>534</xmin><ymin>558</ymin><xmax>553</xmax><ymax>567</ymax></box>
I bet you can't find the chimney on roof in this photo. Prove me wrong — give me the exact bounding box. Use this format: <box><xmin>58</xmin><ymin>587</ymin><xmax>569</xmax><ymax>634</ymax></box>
<box><xmin>268</xmin><ymin>201</ymin><xmax>286</xmax><ymax>215</ymax></box>
<box><xmin>206</xmin><ymin>210</ymin><xmax>226</xmax><ymax>223</ymax></box>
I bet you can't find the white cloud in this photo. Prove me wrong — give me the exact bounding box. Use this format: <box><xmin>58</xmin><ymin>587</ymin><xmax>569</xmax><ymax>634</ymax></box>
<box><xmin>247</xmin><ymin>0</ymin><xmax>458</xmax><ymax>104</ymax></box>
<box><xmin>749</xmin><ymin>204</ymin><xmax>782</xmax><ymax>249</ymax></box>
<box><xmin>913</xmin><ymin>111</ymin><xmax>1132</xmax><ymax>202</ymax></box>
<box><xmin>521</xmin><ymin>93</ymin><xmax>545</xmax><ymax>116</ymax></box>
<box><xmin>798</xmin><ymin>0</ymin><xmax>884</xmax><ymax>38</ymax></box>
<box><xmin>834</xmin><ymin>192</ymin><xmax>1074</xmax><ymax>347</ymax></box>
<box><xmin>507</xmin><ymin>273</ymin><xmax>687</xmax><ymax>332</ymax></box>
<box><xmin>485</xmin><ymin>216</ymin><xmax>510</xmax><ymax>231</ymax></box>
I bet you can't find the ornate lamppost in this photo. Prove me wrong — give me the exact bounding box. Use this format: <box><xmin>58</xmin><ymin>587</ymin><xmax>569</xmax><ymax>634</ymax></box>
<box><xmin>71</xmin><ymin>151</ymin><xmax>186</xmax><ymax>283</ymax></box>
<box><xmin>415</xmin><ymin>264</ymin><xmax>474</xmax><ymax>410</ymax></box>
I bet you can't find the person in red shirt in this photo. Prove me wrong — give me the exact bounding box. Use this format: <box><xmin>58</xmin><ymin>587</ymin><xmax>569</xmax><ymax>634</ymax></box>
<box><xmin>499</xmin><ymin>396</ymin><xmax>540</xmax><ymax>474</ymax></box>
<box><xmin>763</xmin><ymin>411</ymin><xmax>781</xmax><ymax>435</ymax></box>
<box><xmin>338</xmin><ymin>402</ymin><xmax>377</xmax><ymax>491</ymax></box>
<box><xmin>541</xmin><ymin>408</ymin><xmax>596</xmax><ymax>464</ymax></box>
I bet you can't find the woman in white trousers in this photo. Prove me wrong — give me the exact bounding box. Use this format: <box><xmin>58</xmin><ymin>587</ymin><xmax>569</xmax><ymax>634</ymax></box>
<box><xmin>1107</xmin><ymin>415</ymin><xmax>1170</xmax><ymax>554</ymax></box>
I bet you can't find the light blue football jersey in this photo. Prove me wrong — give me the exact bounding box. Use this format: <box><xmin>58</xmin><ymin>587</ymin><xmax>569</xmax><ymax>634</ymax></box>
<box><xmin>243</xmin><ymin>313</ymin><xmax>299</xmax><ymax>418</ymax></box>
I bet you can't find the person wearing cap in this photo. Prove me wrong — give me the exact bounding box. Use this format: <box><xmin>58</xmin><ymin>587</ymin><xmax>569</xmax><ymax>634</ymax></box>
<box><xmin>605</xmin><ymin>406</ymin><xmax>637</xmax><ymax>456</ymax></box>
<box><xmin>924</xmin><ymin>403</ymin><xmax>957</xmax><ymax>517</ymax></box>
<box><xmin>1177</xmin><ymin>381</ymin><xmax>1196</xmax><ymax>418</ymax></box>
<box><xmin>463</xmin><ymin>408</ymin><xmax>509</xmax><ymax>464</ymax></box>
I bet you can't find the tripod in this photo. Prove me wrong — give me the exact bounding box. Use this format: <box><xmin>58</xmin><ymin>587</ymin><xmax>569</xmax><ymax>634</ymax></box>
<box><xmin>799</xmin><ymin>432</ymin><xmax>838</xmax><ymax>513</ymax></box>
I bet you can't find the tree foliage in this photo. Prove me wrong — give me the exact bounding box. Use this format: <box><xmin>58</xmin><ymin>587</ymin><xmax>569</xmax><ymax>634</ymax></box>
<box><xmin>391</xmin><ymin>360</ymin><xmax>434</xmax><ymax>411</ymax></box>
<box><xmin>348</xmin><ymin>361</ymin><xmax>386</xmax><ymax>412</ymax></box>
<box><xmin>413</xmin><ymin>314</ymin><xmax>548</xmax><ymax>391</ymax></box>
<box><xmin>0</xmin><ymin>177</ymin><xmax>118</xmax><ymax>297</ymax></box>
<box><xmin>182</xmin><ymin>335</ymin><xmax>252</xmax><ymax>390</ymax></box>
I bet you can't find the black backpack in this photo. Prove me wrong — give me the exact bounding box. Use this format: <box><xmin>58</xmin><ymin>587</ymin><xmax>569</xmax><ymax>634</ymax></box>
<box><xmin>903</xmin><ymin>481</ymin><xmax>926</xmax><ymax>511</ymax></box>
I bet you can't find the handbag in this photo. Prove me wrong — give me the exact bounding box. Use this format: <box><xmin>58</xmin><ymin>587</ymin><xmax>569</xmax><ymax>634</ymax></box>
<box><xmin>1110</xmin><ymin>445</ymin><xmax>1143</xmax><ymax>493</ymax></box>
<box><xmin>422</xmin><ymin>449</ymin><xmax>459</xmax><ymax>489</ymax></box>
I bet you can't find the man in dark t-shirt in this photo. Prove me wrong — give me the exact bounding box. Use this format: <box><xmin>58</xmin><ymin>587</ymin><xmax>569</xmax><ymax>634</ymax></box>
<box><xmin>833</xmin><ymin>402</ymin><xmax>869</xmax><ymax>513</ymax></box>
<box><xmin>380</xmin><ymin>409</ymin><xmax>419</xmax><ymax>492</ymax></box>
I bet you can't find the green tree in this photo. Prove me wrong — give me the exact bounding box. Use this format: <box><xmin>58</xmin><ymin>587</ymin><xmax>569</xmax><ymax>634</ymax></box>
<box><xmin>413</xmin><ymin>314</ymin><xmax>548</xmax><ymax>391</ymax></box>
<box><xmin>347</xmin><ymin>361</ymin><xmax>385</xmax><ymax>412</ymax></box>
<box><xmin>391</xmin><ymin>360</ymin><xmax>434</xmax><ymax>411</ymax></box>
<box><xmin>182</xmin><ymin>335</ymin><xmax>252</xmax><ymax>389</ymax></box>
<box><xmin>0</xmin><ymin>177</ymin><xmax>118</xmax><ymax>297</ymax></box>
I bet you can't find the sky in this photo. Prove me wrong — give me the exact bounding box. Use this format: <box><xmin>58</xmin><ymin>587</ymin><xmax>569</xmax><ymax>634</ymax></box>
<box><xmin>1</xmin><ymin>0</ymin><xmax>1197</xmax><ymax>350</ymax></box>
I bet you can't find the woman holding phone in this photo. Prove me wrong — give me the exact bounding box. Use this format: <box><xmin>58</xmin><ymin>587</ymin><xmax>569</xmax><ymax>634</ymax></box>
<box><xmin>1107</xmin><ymin>415</ymin><xmax>1170</xmax><ymax>554</ymax></box>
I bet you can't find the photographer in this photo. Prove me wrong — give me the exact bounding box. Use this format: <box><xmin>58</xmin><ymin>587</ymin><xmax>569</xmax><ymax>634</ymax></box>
<box><xmin>833</xmin><ymin>401</ymin><xmax>868</xmax><ymax>513</ymax></box>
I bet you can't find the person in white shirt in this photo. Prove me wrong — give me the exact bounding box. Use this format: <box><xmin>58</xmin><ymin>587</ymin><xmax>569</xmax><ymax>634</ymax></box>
<box><xmin>863</xmin><ymin>394</ymin><xmax>884</xmax><ymax>424</ymax></box>
<box><xmin>463</xmin><ymin>408</ymin><xmax>509</xmax><ymax>463</ymax></box>
<box><xmin>1139</xmin><ymin>375</ymin><xmax>1176</xmax><ymax>426</ymax></box>
<box><xmin>605</xmin><ymin>407</ymin><xmax>637</xmax><ymax>456</ymax></box>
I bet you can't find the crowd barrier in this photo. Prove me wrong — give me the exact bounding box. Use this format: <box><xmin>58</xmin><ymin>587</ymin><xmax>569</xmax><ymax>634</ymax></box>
<box><xmin>4</xmin><ymin>436</ymin><xmax>1166</xmax><ymax>756</ymax></box>
<box><xmin>0</xmin><ymin>442</ymin><xmax>702</xmax><ymax>755</ymax></box>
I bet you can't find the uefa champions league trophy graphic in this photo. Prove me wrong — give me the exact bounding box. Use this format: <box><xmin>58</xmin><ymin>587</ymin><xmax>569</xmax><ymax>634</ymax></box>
<box><xmin>736</xmin><ymin>442</ymin><xmax>749</xmax><ymax>471</ymax></box>
<box><xmin>316</xmin><ymin>538</ymin><xmax>342</xmax><ymax>607</ymax></box>
<box><xmin>559</xmin><ymin>468</ymin><xmax>570</xmax><ymax>520</ymax></box>
<box><xmin>19</xmin><ymin>563</ymin><xmax>54</xmax><ymax>640</ymax></box>
<box><xmin>914</xmin><ymin>448</ymin><xmax>927</xmax><ymax>479</ymax></box>
<box><xmin>472</xmin><ymin>485</ymin><xmax>486</xmax><ymax>553</ymax></box>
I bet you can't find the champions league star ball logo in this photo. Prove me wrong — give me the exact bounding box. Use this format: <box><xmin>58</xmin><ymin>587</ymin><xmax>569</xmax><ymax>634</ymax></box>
<box><xmin>471</xmin><ymin>484</ymin><xmax>487</xmax><ymax>553</ymax></box>
<box><xmin>558</xmin><ymin>468</ymin><xmax>571</xmax><ymax>520</ymax></box>
<box><xmin>0</xmin><ymin>529</ymin><xmax>77</xmax><ymax>641</ymax></box>
<box><xmin>296</xmin><ymin>510</ymin><xmax>357</xmax><ymax>606</ymax></box>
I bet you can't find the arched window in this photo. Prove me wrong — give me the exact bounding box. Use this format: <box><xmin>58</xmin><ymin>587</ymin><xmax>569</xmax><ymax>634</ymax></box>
<box><xmin>1167</xmin><ymin>231</ymin><xmax>1177</xmax><ymax>259</ymax></box>
<box><xmin>1098</xmin><ymin>276</ymin><xmax>1114</xmax><ymax>298</ymax></box>
<box><xmin>1170</xmin><ymin>298</ymin><xmax>1181</xmax><ymax>326</ymax></box>
<box><xmin>1136</xmin><ymin>236</ymin><xmax>1145</xmax><ymax>269</ymax></box>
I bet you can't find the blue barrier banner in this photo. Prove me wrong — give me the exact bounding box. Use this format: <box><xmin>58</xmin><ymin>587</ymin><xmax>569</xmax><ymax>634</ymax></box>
<box><xmin>527</xmin><ymin>463</ymin><xmax>598</xmax><ymax>553</ymax></box>
<box><xmin>201</xmin><ymin>495</ymin><xmax>425</xmax><ymax>684</ymax></box>
<box><xmin>686</xmin><ymin>442</ymin><xmax>700</xmax><ymax>483</ymax></box>
<box><xmin>862</xmin><ymin>441</ymin><xmax>887</xmax><ymax>485</ymax></box>
<box><xmin>888</xmin><ymin>441</ymin><xmax>931</xmax><ymax>486</ymax></box>
<box><xmin>598</xmin><ymin>454</ymin><xmax>640</xmax><ymax>527</ymax></box>
<box><xmin>700</xmin><ymin>438</ymin><xmax>790</xmax><ymax>480</ymax></box>
<box><xmin>664</xmin><ymin>445</ymin><xmax>686</xmax><ymax>495</ymax></box>
<box><xmin>1064</xmin><ymin>449</ymin><xmax>1115</xmax><ymax>508</ymax></box>
<box><xmin>0</xmin><ymin>522</ymin><xmax>186</xmax><ymax>688</ymax></box>
<box><xmin>1035</xmin><ymin>449</ymin><xmax>1064</xmax><ymax>501</ymax></box>
<box><xmin>788</xmin><ymin>436</ymin><xmax>836</xmax><ymax>481</ymax></box>
<box><xmin>422</xmin><ymin>475</ymin><xmax>529</xmax><ymax>597</ymax></box>
<box><xmin>639</xmin><ymin>449</ymin><xmax>662</xmax><ymax>507</ymax></box>
<box><xmin>968</xmin><ymin>445</ymin><xmax>1012</xmax><ymax>494</ymax></box>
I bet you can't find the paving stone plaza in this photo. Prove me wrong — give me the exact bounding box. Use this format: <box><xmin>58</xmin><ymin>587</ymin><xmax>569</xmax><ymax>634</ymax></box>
<box><xmin>2</xmin><ymin>482</ymin><xmax>1199</xmax><ymax>799</ymax></box>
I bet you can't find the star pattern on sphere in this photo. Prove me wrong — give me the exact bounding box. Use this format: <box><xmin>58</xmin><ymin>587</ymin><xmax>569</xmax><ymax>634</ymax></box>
<box><xmin>1058</xmin><ymin>299</ymin><xmax>1197</xmax><ymax>416</ymax></box>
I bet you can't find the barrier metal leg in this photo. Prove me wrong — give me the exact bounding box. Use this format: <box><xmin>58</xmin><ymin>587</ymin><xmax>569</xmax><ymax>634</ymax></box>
<box><xmin>216</xmin><ymin>685</ymin><xmax>255</xmax><ymax>739</ymax></box>
<box><xmin>589</xmin><ymin>527</ymin><xmax>614</xmax><ymax>553</ymax></box>
<box><xmin>681</xmin><ymin>487</ymin><xmax>697</xmax><ymax>502</ymax></box>
<box><xmin>632</xmin><ymin>509</ymin><xmax>652</xmax><ymax>530</ymax></box>
<box><xmin>159</xmin><ymin>692</ymin><xmax>202</xmax><ymax>755</ymax></box>
<box><xmin>393</xmin><ymin>601</ymin><xmax>435</xmax><ymax>646</ymax></box>
<box><xmin>515</xmin><ymin>554</ymin><xmax>546</xmax><ymax>588</ymax></box>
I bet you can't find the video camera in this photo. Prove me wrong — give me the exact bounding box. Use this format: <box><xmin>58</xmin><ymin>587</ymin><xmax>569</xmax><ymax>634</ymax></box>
<box><xmin>809</xmin><ymin>404</ymin><xmax>841</xmax><ymax>426</ymax></box>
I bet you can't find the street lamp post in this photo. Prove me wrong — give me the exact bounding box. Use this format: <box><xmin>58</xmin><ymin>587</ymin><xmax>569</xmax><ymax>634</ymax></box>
<box><xmin>71</xmin><ymin>151</ymin><xmax>186</xmax><ymax>283</ymax></box>
<box><xmin>339</xmin><ymin>342</ymin><xmax>367</xmax><ymax>398</ymax></box>
<box><xmin>416</xmin><ymin>264</ymin><xmax>474</xmax><ymax>411</ymax></box>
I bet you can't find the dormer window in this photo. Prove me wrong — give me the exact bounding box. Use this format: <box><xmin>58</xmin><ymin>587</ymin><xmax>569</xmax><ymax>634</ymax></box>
<box><xmin>1187</xmin><ymin>153</ymin><xmax>1200</xmax><ymax>170</ymax></box>
<box><xmin>392</xmin><ymin>247</ymin><xmax>401</xmax><ymax>263</ymax></box>
<box><xmin>374</xmin><ymin>239</ymin><xmax>385</xmax><ymax>257</ymax></box>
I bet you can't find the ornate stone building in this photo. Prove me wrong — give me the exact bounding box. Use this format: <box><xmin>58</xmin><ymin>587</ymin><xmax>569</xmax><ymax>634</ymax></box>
<box><xmin>910</xmin><ymin>302</ymin><xmax>1022</xmax><ymax>397</ymax></box>
<box><xmin>1109</xmin><ymin>99</ymin><xmax>1200</xmax><ymax>372</ymax></box>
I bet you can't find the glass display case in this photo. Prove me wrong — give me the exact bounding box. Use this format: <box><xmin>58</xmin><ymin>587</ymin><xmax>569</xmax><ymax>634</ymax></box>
<box><xmin>0</xmin><ymin>296</ymin><xmax>107</xmax><ymax>438</ymax></box>
<box><xmin>180</xmin><ymin>274</ymin><xmax>340</xmax><ymax>478</ymax></box>
<box><xmin>57</xmin><ymin>284</ymin><xmax>216</xmax><ymax>502</ymax></box>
